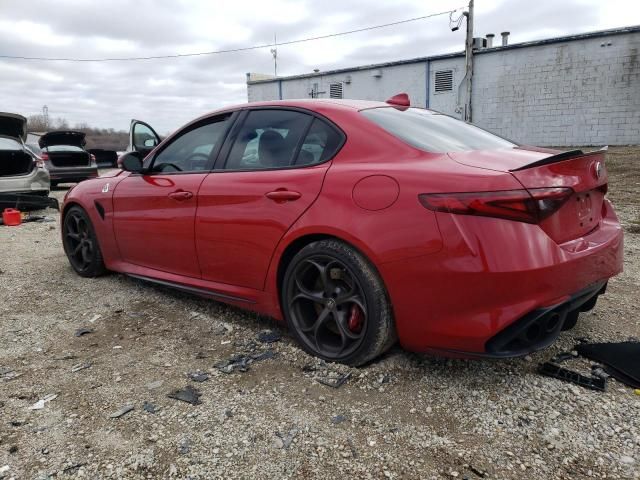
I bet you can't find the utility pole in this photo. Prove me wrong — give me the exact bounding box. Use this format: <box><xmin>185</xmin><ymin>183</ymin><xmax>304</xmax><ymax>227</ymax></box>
<box><xmin>42</xmin><ymin>105</ymin><xmax>49</xmax><ymax>130</ymax></box>
<box><xmin>463</xmin><ymin>0</ymin><xmax>474</xmax><ymax>123</ymax></box>
<box><xmin>270</xmin><ymin>33</ymin><xmax>278</xmax><ymax>77</ymax></box>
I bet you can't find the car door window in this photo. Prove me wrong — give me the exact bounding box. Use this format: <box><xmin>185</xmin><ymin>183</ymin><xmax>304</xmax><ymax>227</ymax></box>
<box><xmin>133</xmin><ymin>123</ymin><xmax>159</xmax><ymax>150</ymax></box>
<box><xmin>151</xmin><ymin>115</ymin><xmax>232</xmax><ymax>173</ymax></box>
<box><xmin>224</xmin><ymin>110</ymin><xmax>313</xmax><ymax>170</ymax></box>
<box><xmin>295</xmin><ymin>118</ymin><xmax>344</xmax><ymax>165</ymax></box>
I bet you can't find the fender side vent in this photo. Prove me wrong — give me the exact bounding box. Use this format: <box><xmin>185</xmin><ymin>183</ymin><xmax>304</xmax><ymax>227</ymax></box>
<box><xmin>94</xmin><ymin>200</ymin><xmax>105</xmax><ymax>220</ymax></box>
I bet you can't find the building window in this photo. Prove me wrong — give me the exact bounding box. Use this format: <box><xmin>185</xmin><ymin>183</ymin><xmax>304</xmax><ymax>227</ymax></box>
<box><xmin>434</xmin><ymin>70</ymin><xmax>453</xmax><ymax>93</ymax></box>
<box><xmin>329</xmin><ymin>82</ymin><xmax>343</xmax><ymax>99</ymax></box>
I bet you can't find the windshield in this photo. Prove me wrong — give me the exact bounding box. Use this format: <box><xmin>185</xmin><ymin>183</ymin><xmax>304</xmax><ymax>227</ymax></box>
<box><xmin>0</xmin><ymin>137</ymin><xmax>23</xmax><ymax>151</ymax></box>
<box><xmin>45</xmin><ymin>145</ymin><xmax>84</xmax><ymax>152</ymax></box>
<box><xmin>361</xmin><ymin>107</ymin><xmax>516</xmax><ymax>153</ymax></box>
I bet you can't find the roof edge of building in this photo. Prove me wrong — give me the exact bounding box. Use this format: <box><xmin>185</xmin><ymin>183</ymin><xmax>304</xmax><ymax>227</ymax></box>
<box><xmin>247</xmin><ymin>24</ymin><xmax>640</xmax><ymax>85</ymax></box>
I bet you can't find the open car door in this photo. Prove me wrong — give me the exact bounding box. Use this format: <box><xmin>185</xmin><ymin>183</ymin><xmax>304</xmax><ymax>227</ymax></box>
<box><xmin>129</xmin><ymin>119</ymin><xmax>161</xmax><ymax>158</ymax></box>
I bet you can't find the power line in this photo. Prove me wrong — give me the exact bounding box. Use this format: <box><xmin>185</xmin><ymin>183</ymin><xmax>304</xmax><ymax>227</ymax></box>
<box><xmin>0</xmin><ymin>8</ymin><xmax>465</xmax><ymax>62</ymax></box>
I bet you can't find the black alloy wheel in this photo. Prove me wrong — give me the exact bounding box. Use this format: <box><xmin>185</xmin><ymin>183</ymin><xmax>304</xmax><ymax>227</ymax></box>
<box><xmin>62</xmin><ymin>206</ymin><xmax>106</xmax><ymax>277</ymax></box>
<box><xmin>283</xmin><ymin>240</ymin><xmax>395</xmax><ymax>366</ymax></box>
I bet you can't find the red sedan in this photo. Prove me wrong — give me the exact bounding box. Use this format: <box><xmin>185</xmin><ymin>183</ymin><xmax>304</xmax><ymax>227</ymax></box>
<box><xmin>61</xmin><ymin>96</ymin><xmax>623</xmax><ymax>365</ymax></box>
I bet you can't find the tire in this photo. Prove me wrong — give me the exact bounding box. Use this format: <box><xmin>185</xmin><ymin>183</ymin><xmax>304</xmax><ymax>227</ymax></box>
<box><xmin>282</xmin><ymin>239</ymin><xmax>396</xmax><ymax>366</ymax></box>
<box><xmin>62</xmin><ymin>206</ymin><xmax>107</xmax><ymax>278</ymax></box>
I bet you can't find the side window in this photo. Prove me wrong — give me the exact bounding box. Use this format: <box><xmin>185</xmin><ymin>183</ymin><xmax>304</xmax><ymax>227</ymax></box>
<box><xmin>295</xmin><ymin>119</ymin><xmax>343</xmax><ymax>165</ymax></box>
<box><xmin>133</xmin><ymin>123</ymin><xmax>158</xmax><ymax>150</ymax></box>
<box><xmin>224</xmin><ymin>110</ymin><xmax>313</xmax><ymax>170</ymax></box>
<box><xmin>152</xmin><ymin>115</ymin><xmax>232</xmax><ymax>173</ymax></box>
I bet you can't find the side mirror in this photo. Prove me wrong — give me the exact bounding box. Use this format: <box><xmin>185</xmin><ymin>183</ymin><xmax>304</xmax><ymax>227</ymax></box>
<box><xmin>120</xmin><ymin>152</ymin><xmax>145</xmax><ymax>173</ymax></box>
<box><xmin>144</xmin><ymin>138</ymin><xmax>157</xmax><ymax>147</ymax></box>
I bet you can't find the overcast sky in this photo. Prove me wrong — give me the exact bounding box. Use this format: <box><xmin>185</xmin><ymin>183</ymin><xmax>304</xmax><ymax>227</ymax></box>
<box><xmin>1</xmin><ymin>0</ymin><xmax>639</xmax><ymax>133</ymax></box>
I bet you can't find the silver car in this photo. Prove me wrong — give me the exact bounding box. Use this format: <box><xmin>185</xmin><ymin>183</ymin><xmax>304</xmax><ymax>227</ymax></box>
<box><xmin>37</xmin><ymin>131</ymin><xmax>98</xmax><ymax>187</ymax></box>
<box><xmin>0</xmin><ymin>112</ymin><xmax>50</xmax><ymax>197</ymax></box>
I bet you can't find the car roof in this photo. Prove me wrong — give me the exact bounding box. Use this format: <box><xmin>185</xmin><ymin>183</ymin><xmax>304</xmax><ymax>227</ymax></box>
<box><xmin>239</xmin><ymin>99</ymin><xmax>390</xmax><ymax>111</ymax></box>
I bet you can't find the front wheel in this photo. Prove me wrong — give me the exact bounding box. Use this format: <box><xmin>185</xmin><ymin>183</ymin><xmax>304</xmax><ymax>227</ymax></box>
<box><xmin>62</xmin><ymin>206</ymin><xmax>106</xmax><ymax>277</ymax></box>
<box><xmin>282</xmin><ymin>240</ymin><xmax>396</xmax><ymax>366</ymax></box>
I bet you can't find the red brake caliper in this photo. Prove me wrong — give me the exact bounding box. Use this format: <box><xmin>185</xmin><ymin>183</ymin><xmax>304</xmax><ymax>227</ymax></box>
<box><xmin>348</xmin><ymin>304</ymin><xmax>364</xmax><ymax>333</ymax></box>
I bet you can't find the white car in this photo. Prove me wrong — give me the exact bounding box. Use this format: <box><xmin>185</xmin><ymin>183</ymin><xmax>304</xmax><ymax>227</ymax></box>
<box><xmin>0</xmin><ymin>112</ymin><xmax>50</xmax><ymax>206</ymax></box>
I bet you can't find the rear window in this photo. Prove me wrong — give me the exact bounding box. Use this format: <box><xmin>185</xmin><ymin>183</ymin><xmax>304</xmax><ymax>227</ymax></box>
<box><xmin>0</xmin><ymin>137</ymin><xmax>22</xmax><ymax>151</ymax></box>
<box><xmin>45</xmin><ymin>145</ymin><xmax>84</xmax><ymax>152</ymax></box>
<box><xmin>361</xmin><ymin>107</ymin><xmax>516</xmax><ymax>153</ymax></box>
<box><xmin>26</xmin><ymin>143</ymin><xmax>42</xmax><ymax>155</ymax></box>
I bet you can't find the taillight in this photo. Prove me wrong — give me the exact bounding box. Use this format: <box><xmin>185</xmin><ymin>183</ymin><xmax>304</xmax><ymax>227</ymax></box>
<box><xmin>418</xmin><ymin>187</ymin><xmax>573</xmax><ymax>224</ymax></box>
<box><xmin>40</xmin><ymin>152</ymin><xmax>49</xmax><ymax>161</ymax></box>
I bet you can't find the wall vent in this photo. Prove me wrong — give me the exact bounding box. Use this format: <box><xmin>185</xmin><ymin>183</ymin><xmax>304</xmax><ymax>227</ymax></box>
<box><xmin>329</xmin><ymin>82</ymin><xmax>343</xmax><ymax>99</ymax></box>
<box><xmin>434</xmin><ymin>70</ymin><xmax>453</xmax><ymax>93</ymax></box>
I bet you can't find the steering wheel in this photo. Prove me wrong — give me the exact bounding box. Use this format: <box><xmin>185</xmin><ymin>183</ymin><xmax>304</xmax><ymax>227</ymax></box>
<box><xmin>184</xmin><ymin>152</ymin><xmax>210</xmax><ymax>167</ymax></box>
<box><xmin>155</xmin><ymin>162</ymin><xmax>183</xmax><ymax>172</ymax></box>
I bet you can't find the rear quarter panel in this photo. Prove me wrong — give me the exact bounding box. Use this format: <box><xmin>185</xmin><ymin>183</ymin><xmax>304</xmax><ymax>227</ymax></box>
<box><xmin>263</xmin><ymin>107</ymin><xmax>525</xmax><ymax>318</ymax></box>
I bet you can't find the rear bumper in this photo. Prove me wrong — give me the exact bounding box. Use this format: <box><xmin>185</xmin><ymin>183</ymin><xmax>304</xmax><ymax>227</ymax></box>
<box><xmin>461</xmin><ymin>281</ymin><xmax>606</xmax><ymax>357</ymax></box>
<box><xmin>380</xmin><ymin>199</ymin><xmax>623</xmax><ymax>356</ymax></box>
<box><xmin>46</xmin><ymin>164</ymin><xmax>98</xmax><ymax>182</ymax></box>
<box><xmin>0</xmin><ymin>167</ymin><xmax>50</xmax><ymax>194</ymax></box>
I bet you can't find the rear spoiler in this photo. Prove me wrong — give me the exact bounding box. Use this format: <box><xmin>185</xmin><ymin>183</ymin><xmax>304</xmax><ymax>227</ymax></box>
<box><xmin>0</xmin><ymin>193</ymin><xmax>59</xmax><ymax>211</ymax></box>
<box><xmin>510</xmin><ymin>146</ymin><xmax>608</xmax><ymax>172</ymax></box>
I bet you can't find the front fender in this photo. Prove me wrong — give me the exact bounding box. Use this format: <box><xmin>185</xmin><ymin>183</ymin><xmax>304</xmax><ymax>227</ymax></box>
<box><xmin>61</xmin><ymin>172</ymin><xmax>128</xmax><ymax>269</ymax></box>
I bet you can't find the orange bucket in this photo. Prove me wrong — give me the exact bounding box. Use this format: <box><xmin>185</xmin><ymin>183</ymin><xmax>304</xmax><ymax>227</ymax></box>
<box><xmin>2</xmin><ymin>208</ymin><xmax>22</xmax><ymax>226</ymax></box>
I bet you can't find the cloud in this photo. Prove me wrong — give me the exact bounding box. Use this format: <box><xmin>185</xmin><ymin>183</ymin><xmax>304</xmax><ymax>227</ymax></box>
<box><xmin>0</xmin><ymin>0</ymin><xmax>638</xmax><ymax>132</ymax></box>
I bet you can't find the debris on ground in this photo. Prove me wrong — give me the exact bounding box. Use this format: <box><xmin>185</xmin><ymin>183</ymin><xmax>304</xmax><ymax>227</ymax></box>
<box><xmin>28</xmin><ymin>394</ymin><xmax>58</xmax><ymax>410</ymax></box>
<box><xmin>143</xmin><ymin>401</ymin><xmax>157</xmax><ymax>414</ymax></box>
<box><xmin>62</xmin><ymin>462</ymin><xmax>84</xmax><ymax>474</ymax></box>
<box><xmin>212</xmin><ymin>322</ymin><xmax>233</xmax><ymax>335</ymax></box>
<box><xmin>550</xmin><ymin>351</ymin><xmax>578</xmax><ymax>363</ymax></box>
<box><xmin>146</xmin><ymin>380</ymin><xmax>163</xmax><ymax>390</ymax></box>
<box><xmin>71</xmin><ymin>362</ymin><xmax>91</xmax><ymax>373</ymax></box>
<box><xmin>257</xmin><ymin>329</ymin><xmax>282</xmax><ymax>344</ymax></box>
<box><xmin>110</xmin><ymin>404</ymin><xmax>134</xmax><ymax>418</ymax></box>
<box><xmin>0</xmin><ymin>367</ymin><xmax>22</xmax><ymax>381</ymax></box>
<box><xmin>74</xmin><ymin>327</ymin><xmax>94</xmax><ymax>337</ymax></box>
<box><xmin>214</xmin><ymin>349</ymin><xmax>276</xmax><ymax>374</ymax></box>
<box><xmin>274</xmin><ymin>428</ymin><xmax>298</xmax><ymax>449</ymax></box>
<box><xmin>188</xmin><ymin>371</ymin><xmax>209</xmax><ymax>383</ymax></box>
<box><xmin>88</xmin><ymin>314</ymin><xmax>101</xmax><ymax>323</ymax></box>
<box><xmin>53</xmin><ymin>354</ymin><xmax>77</xmax><ymax>361</ymax></box>
<box><xmin>219</xmin><ymin>408</ymin><xmax>233</xmax><ymax>423</ymax></box>
<box><xmin>168</xmin><ymin>386</ymin><xmax>202</xmax><ymax>405</ymax></box>
<box><xmin>178</xmin><ymin>437</ymin><xmax>192</xmax><ymax>455</ymax></box>
<box><xmin>317</xmin><ymin>372</ymin><xmax>352</xmax><ymax>389</ymax></box>
<box><xmin>575</xmin><ymin>341</ymin><xmax>640</xmax><ymax>388</ymax></box>
<box><xmin>331</xmin><ymin>414</ymin><xmax>347</xmax><ymax>424</ymax></box>
<box><xmin>538</xmin><ymin>362</ymin><xmax>606</xmax><ymax>391</ymax></box>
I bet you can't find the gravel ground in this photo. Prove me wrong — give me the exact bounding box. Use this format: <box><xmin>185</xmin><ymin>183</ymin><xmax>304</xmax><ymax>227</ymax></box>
<box><xmin>1</xmin><ymin>147</ymin><xmax>639</xmax><ymax>479</ymax></box>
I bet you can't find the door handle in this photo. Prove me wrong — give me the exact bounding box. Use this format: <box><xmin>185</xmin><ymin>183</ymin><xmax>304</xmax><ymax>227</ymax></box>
<box><xmin>168</xmin><ymin>190</ymin><xmax>193</xmax><ymax>201</ymax></box>
<box><xmin>265</xmin><ymin>190</ymin><xmax>301</xmax><ymax>202</ymax></box>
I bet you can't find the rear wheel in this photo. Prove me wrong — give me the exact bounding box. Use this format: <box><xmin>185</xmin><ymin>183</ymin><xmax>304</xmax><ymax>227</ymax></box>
<box><xmin>282</xmin><ymin>240</ymin><xmax>395</xmax><ymax>366</ymax></box>
<box><xmin>62</xmin><ymin>206</ymin><xmax>106</xmax><ymax>277</ymax></box>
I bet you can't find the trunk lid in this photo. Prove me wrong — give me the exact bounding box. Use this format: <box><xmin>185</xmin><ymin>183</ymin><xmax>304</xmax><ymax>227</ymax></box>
<box><xmin>0</xmin><ymin>112</ymin><xmax>27</xmax><ymax>141</ymax></box>
<box><xmin>449</xmin><ymin>147</ymin><xmax>609</xmax><ymax>244</ymax></box>
<box><xmin>39</xmin><ymin>130</ymin><xmax>86</xmax><ymax>148</ymax></box>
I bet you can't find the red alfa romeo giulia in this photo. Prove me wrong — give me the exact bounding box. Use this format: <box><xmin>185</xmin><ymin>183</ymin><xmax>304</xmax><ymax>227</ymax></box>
<box><xmin>61</xmin><ymin>95</ymin><xmax>623</xmax><ymax>366</ymax></box>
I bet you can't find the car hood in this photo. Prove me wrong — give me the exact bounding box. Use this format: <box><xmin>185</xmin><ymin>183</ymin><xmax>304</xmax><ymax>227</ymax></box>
<box><xmin>39</xmin><ymin>130</ymin><xmax>86</xmax><ymax>148</ymax></box>
<box><xmin>0</xmin><ymin>112</ymin><xmax>27</xmax><ymax>141</ymax></box>
<box><xmin>448</xmin><ymin>146</ymin><xmax>565</xmax><ymax>172</ymax></box>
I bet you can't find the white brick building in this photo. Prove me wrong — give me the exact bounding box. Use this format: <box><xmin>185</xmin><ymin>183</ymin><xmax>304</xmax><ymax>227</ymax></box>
<box><xmin>246</xmin><ymin>26</ymin><xmax>640</xmax><ymax>146</ymax></box>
